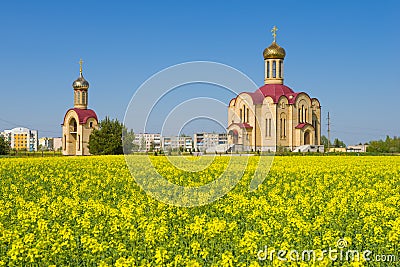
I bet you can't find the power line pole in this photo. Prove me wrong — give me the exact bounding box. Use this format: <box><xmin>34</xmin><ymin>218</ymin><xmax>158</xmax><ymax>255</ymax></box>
<box><xmin>327</xmin><ymin>112</ymin><xmax>331</xmax><ymax>152</ymax></box>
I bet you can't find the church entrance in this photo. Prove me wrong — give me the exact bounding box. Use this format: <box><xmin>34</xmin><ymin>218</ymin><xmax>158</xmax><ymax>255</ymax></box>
<box><xmin>68</xmin><ymin>118</ymin><xmax>78</xmax><ymax>154</ymax></box>
<box><xmin>228</xmin><ymin>130</ymin><xmax>239</xmax><ymax>144</ymax></box>
<box><xmin>304</xmin><ymin>131</ymin><xmax>310</xmax><ymax>145</ymax></box>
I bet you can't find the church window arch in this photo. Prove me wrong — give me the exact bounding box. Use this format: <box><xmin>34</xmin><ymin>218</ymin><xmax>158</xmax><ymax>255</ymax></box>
<box><xmin>279</xmin><ymin>60</ymin><xmax>282</xmax><ymax>78</ymax></box>
<box><xmin>298</xmin><ymin>108</ymin><xmax>301</xmax><ymax>123</ymax></box>
<box><xmin>284</xmin><ymin>118</ymin><xmax>286</xmax><ymax>137</ymax></box>
<box><xmin>280</xmin><ymin>113</ymin><xmax>287</xmax><ymax>139</ymax></box>
<box><xmin>305</xmin><ymin>108</ymin><xmax>308</xmax><ymax>123</ymax></box>
<box><xmin>243</xmin><ymin>105</ymin><xmax>246</xmax><ymax>122</ymax></box>
<box><xmin>246</xmin><ymin>108</ymin><xmax>249</xmax><ymax>122</ymax></box>
<box><xmin>312</xmin><ymin>114</ymin><xmax>318</xmax><ymax>138</ymax></box>
<box><xmin>240</xmin><ymin>109</ymin><xmax>242</xmax><ymax>122</ymax></box>
<box><xmin>267</xmin><ymin>61</ymin><xmax>270</xmax><ymax>78</ymax></box>
<box><xmin>269</xmin><ymin>118</ymin><xmax>272</xmax><ymax>137</ymax></box>
<box><xmin>265</xmin><ymin>117</ymin><xmax>272</xmax><ymax>137</ymax></box>
<box><xmin>77</xmin><ymin>91</ymin><xmax>81</xmax><ymax>104</ymax></box>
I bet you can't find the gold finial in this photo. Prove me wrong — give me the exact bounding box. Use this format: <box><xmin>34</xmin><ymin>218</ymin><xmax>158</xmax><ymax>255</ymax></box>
<box><xmin>271</xmin><ymin>26</ymin><xmax>278</xmax><ymax>43</ymax></box>
<box><xmin>79</xmin><ymin>59</ymin><xmax>83</xmax><ymax>76</ymax></box>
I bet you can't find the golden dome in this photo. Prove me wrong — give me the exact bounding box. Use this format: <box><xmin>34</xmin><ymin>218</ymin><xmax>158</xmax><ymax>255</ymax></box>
<box><xmin>263</xmin><ymin>42</ymin><xmax>286</xmax><ymax>60</ymax></box>
<box><xmin>72</xmin><ymin>75</ymin><xmax>89</xmax><ymax>89</ymax></box>
<box><xmin>72</xmin><ymin>59</ymin><xmax>89</xmax><ymax>89</ymax></box>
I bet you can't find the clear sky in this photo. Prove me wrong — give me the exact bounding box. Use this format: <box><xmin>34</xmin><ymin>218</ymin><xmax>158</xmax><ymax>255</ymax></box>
<box><xmin>0</xmin><ymin>0</ymin><xmax>399</xmax><ymax>145</ymax></box>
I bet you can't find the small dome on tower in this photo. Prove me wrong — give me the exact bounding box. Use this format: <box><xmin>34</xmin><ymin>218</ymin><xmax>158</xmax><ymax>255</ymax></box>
<box><xmin>72</xmin><ymin>76</ymin><xmax>89</xmax><ymax>89</ymax></box>
<box><xmin>263</xmin><ymin>42</ymin><xmax>286</xmax><ymax>60</ymax></box>
<box><xmin>72</xmin><ymin>59</ymin><xmax>89</xmax><ymax>89</ymax></box>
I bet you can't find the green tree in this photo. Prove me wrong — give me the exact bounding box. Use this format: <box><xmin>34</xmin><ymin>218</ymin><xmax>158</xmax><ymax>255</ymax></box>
<box><xmin>0</xmin><ymin>135</ymin><xmax>10</xmax><ymax>155</ymax></box>
<box><xmin>321</xmin><ymin>135</ymin><xmax>331</xmax><ymax>150</ymax></box>
<box><xmin>333</xmin><ymin>138</ymin><xmax>346</xmax><ymax>148</ymax></box>
<box><xmin>149</xmin><ymin>141</ymin><xmax>155</xmax><ymax>152</ymax></box>
<box><xmin>367</xmin><ymin>136</ymin><xmax>400</xmax><ymax>153</ymax></box>
<box><xmin>122</xmin><ymin>128</ymin><xmax>137</xmax><ymax>154</ymax></box>
<box><xmin>88</xmin><ymin>117</ymin><xmax>124</xmax><ymax>155</ymax></box>
<box><xmin>139</xmin><ymin>136</ymin><xmax>146</xmax><ymax>151</ymax></box>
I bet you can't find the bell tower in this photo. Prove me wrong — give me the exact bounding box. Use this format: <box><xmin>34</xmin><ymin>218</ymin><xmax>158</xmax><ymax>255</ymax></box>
<box><xmin>72</xmin><ymin>59</ymin><xmax>89</xmax><ymax>109</ymax></box>
<box><xmin>263</xmin><ymin>26</ymin><xmax>286</xmax><ymax>85</ymax></box>
<box><xmin>62</xmin><ymin>59</ymin><xmax>98</xmax><ymax>156</ymax></box>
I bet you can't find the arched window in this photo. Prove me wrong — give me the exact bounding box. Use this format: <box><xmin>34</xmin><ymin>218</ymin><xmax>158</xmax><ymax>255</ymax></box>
<box><xmin>279</xmin><ymin>60</ymin><xmax>282</xmax><ymax>78</ymax></box>
<box><xmin>269</xmin><ymin>119</ymin><xmax>272</xmax><ymax>137</ymax></box>
<box><xmin>265</xmin><ymin>119</ymin><xmax>268</xmax><ymax>137</ymax></box>
<box><xmin>77</xmin><ymin>91</ymin><xmax>81</xmax><ymax>104</ymax></box>
<box><xmin>280</xmin><ymin>118</ymin><xmax>282</xmax><ymax>138</ymax></box>
<box><xmin>64</xmin><ymin>135</ymin><xmax>66</xmax><ymax>150</ymax></box>
<box><xmin>240</xmin><ymin>109</ymin><xmax>242</xmax><ymax>122</ymax></box>
<box><xmin>267</xmin><ymin>61</ymin><xmax>270</xmax><ymax>78</ymax></box>
<box><xmin>301</xmin><ymin>105</ymin><xmax>304</xmax><ymax>123</ymax></box>
<box><xmin>82</xmin><ymin>92</ymin><xmax>86</xmax><ymax>104</ymax></box>
<box><xmin>78</xmin><ymin>135</ymin><xmax>80</xmax><ymax>151</ymax></box>
<box><xmin>298</xmin><ymin>109</ymin><xmax>301</xmax><ymax>123</ymax></box>
<box><xmin>243</xmin><ymin>105</ymin><xmax>246</xmax><ymax>122</ymax></box>
<box><xmin>246</xmin><ymin>108</ymin><xmax>249</xmax><ymax>123</ymax></box>
<box><xmin>272</xmin><ymin>61</ymin><xmax>276</xmax><ymax>78</ymax></box>
<box><xmin>305</xmin><ymin>108</ymin><xmax>308</xmax><ymax>123</ymax></box>
<box><xmin>284</xmin><ymin>119</ymin><xmax>286</xmax><ymax>137</ymax></box>
<box><xmin>312</xmin><ymin>115</ymin><xmax>318</xmax><ymax>139</ymax></box>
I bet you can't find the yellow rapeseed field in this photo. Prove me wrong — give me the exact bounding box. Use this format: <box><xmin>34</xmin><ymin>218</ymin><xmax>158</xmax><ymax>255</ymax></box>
<box><xmin>0</xmin><ymin>155</ymin><xmax>399</xmax><ymax>266</ymax></box>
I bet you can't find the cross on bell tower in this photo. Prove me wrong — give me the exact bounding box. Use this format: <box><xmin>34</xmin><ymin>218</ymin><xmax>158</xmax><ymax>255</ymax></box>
<box><xmin>271</xmin><ymin>26</ymin><xmax>278</xmax><ymax>43</ymax></box>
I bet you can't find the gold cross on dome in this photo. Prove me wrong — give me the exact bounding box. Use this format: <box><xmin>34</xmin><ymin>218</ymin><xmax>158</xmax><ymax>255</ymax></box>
<box><xmin>79</xmin><ymin>59</ymin><xmax>83</xmax><ymax>75</ymax></box>
<box><xmin>271</xmin><ymin>26</ymin><xmax>278</xmax><ymax>42</ymax></box>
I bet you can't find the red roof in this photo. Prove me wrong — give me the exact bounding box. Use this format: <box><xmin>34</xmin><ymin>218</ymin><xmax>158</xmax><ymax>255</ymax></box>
<box><xmin>256</xmin><ymin>84</ymin><xmax>299</xmax><ymax>104</ymax></box>
<box><xmin>64</xmin><ymin>108</ymin><xmax>98</xmax><ymax>125</ymax></box>
<box><xmin>232</xmin><ymin>84</ymin><xmax>301</xmax><ymax>105</ymax></box>
<box><xmin>230</xmin><ymin>122</ymin><xmax>253</xmax><ymax>129</ymax></box>
<box><xmin>295</xmin><ymin>123</ymin><xmax>313</xmax><ymax>129</ymax></box>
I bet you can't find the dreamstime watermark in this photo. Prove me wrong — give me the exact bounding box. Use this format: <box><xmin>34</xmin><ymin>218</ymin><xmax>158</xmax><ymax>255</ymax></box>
<box><xmin>123</xmin><ymin>61</ymin><xmax>275</xmax><ymax>207</ymax></box>
<box><xmin>257</xmin><ymin>239</ymin><xmax>398</xmax><ymax>263</ymax></box>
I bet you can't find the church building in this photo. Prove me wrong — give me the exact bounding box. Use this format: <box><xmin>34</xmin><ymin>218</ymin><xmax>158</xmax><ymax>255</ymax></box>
<box><xmin>62</xmin><ymin>60</ymin><xmax>98</xmax><ymax>155</ymax></box>
<box><xmin>228</xmin><ymin>27</ymin><xmax>321</xmax><ymax>151</ymax></box>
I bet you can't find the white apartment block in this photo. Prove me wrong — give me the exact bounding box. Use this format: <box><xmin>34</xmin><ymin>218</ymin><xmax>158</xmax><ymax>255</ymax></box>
<box><xmin>134</xmin><ymin>133</ymin><xmax>161</xmax><ymax>151</ymax></box>
<box><xmin>162</xmin><ymin>136</ymin><xmax>193</xmax><ymax>151</ymax></box>
<box><xmin>53</xmin><ymin>137</ymin><xmax>62</xmax><ymax>151</ymax></box>
<box><xmin>193</xmin><ymin>132</ymin><xmax>228</xmax><ymax>152</ymax></box>
<box><xmin>39</xmin><ymin>137</ymin><xmax>53</xmax><ymax>150</ymax></box>
<box><xmin>38</xmin><ymin>137</ymin><xmax>62</xmax><ymax>151</ymax></box>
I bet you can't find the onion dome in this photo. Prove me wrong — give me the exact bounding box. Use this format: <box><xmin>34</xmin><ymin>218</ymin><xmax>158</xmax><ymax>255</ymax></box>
<box><xmin>263</xmin><ymin>42</ymin><xmax>286</xmax><ymax>60</ymax></box>
<box><xmin>72</xmin><ymin>75</ymin><xmax>89</xmax><ymax>89</ymax></box>
<box><xmin>72</xmin><ymin>59</ymin><xmax>89</xmax><ymax>89</ymax></box>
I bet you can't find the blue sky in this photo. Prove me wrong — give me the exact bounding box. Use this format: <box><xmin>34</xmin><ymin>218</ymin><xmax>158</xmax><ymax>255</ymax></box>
<box><xmin>0</xmin><ymin>0</ymin><xmax>399</xmax><ymax>145</ymax></box>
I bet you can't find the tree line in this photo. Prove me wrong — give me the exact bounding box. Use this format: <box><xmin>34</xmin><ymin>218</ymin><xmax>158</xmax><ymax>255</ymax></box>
<box><xmin>366</xmin><ymin>136</ymin><xmax>400</xmax><ymax>153</ymax></box>
<box><xmin>0</xmin><ymin>118</ymin><xmax>398</xmax><ymax>155</ymax></box>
